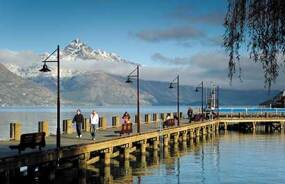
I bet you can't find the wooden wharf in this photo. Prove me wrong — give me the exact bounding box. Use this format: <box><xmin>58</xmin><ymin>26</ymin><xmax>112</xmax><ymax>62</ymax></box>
<box><xmin>0</xmin><ymin>112</ymin><xmax>284</xmax><ymax>182</ymax></box>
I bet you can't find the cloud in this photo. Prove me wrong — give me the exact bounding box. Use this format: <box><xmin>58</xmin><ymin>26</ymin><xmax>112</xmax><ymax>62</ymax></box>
<box><xmin>0</xmin><ymin>50</ymin><xmax>40</xmax><ymax>66</ymax></box>
<box><xmin>148</xmin><ymin>51</ymin><xmax>285</xmax><ymax>90</ymax></box>
<box><xmin>151</xmin><ymin>53</ymin><xmax>191</xmax><ymax>65</ymax></box>
<box><xmin>134</xmin><ymin>26</ymin><xmax>223</xmax><ymax>48</ymax></box>
<box><xmin>169</xmin><ymin>5</ymin><xmax>226</xmax><ymax>26</ymax></box>
<box><xmin>0</xmin><ymin>49</ymin><xmax>284</xmax><ymax>90</ymax></box>
<box><xmin>135</xmin><ymin>26</ymin><xmax>205</xmax><ymax>42</ymax></box>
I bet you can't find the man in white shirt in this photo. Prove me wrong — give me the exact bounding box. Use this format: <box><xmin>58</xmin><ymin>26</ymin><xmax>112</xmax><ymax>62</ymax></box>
<box><xmin>90</xmin><ymin>110</ymin><xmax>99</xmax><ymax>140</ymax></box>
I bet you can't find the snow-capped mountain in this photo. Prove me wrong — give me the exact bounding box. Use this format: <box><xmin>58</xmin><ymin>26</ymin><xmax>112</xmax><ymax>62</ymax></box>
<box><xmin>42</xmin><ymin>38</ymin><xmax>136</xmax><ymax>64</ymax></box>
<box><xmin>5</xmin><ymin>38</ymin><xmax>137</xmax><ymax>78</ymax></box>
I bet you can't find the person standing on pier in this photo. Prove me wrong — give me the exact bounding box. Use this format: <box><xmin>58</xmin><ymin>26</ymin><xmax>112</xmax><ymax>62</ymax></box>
<box><xmin>90</xmin><ymin>110</ymin><xmax>99</xmax><ymax>141</ymax></box>
<box><xmin>73</xmin><ymin>109</ymin><xmax>84</xmax><ymax>138</ymax></box>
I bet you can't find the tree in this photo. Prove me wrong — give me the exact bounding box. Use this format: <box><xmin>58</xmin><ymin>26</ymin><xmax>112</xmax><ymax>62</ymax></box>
<box><xmin>224</xmin><ymin>0</ymin><xmax>285</xmax><ymax>89</ymax></box>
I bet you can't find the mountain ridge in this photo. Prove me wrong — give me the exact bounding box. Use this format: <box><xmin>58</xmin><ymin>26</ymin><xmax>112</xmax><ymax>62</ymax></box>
<box><xmin>0</xmin><ymin>39</ymin><xmax>280</xmax><ymax>106</ymax></box>
<box><xmin>0</xmin><ymin>63</ymin><xmax>57</xmax><ymax>106</ymax></box>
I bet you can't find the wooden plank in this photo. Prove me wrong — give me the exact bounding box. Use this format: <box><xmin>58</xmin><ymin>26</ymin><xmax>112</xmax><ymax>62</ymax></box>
<box><xmin>87</xmin><ymin>165</ymin><xmax>99</xmax><ymax>173</ymax></box>
<box><xmin>86</xmin><ymin>156</ymin><xmax>100</xmax><ymax>165</ymax></box>
<box><xmin>129</xmin><ymin>147</ymin><xmax>136</xmax><ymax>153</ymax></box>
<box><xmin>111</xmin><ymin>151</ymin><xmax>120</xmax><ymax>158</ymax></box>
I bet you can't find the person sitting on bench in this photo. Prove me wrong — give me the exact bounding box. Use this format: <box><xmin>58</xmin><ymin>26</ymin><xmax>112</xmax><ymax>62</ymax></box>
<box><xmin>114</xmin><ymin>112</ymin><xmax>132</xmax><ymax>135</ymax></box>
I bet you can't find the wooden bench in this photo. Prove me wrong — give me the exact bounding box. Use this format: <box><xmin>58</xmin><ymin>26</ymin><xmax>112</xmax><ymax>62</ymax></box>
<box><xmin>114</xmin><ymin>123</ymin><xmax>132</xmax><ymax>136</ymax></box>
<box><xmin>163</xmin><ymin>119</ymin><xmax>175</xmax><ymax>128</ymax></box>
<box><xmin>9</xmin><ymin>132</ymin><xmax>46</xmax><ymax>154</ymax></box>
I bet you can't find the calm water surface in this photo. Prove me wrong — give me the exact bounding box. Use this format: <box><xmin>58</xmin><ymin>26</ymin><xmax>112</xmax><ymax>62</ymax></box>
<box><xmin>105</xmin><ymin>132</ymin><xmax>285</xmax><ymax>184</ymax></box>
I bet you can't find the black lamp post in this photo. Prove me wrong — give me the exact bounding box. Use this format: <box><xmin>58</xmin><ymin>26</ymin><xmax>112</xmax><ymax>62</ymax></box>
<box><xmin>126</xmin><ymin>65</ymin><xmax>140</xmax><ymax>133</ymax></box>
<box><xmin>169</xmin><ymin>75</ymin><xmax>180</xmax><ymax>126</ymax></box>
<box><xmin>195</xmin><ymin>81</ymin><xmax>204</xmax><ymax>119</ymax></box>
<box><xmin>39</xmin><ymin>45</ymin><xmax>61</xmax><ymax>149</ymax></box>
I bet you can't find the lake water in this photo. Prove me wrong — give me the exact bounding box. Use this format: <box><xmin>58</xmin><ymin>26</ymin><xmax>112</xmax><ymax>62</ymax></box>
<box><xmin>69</xmin><ymin>132</ymin><xmax>285</xmax><ymax>184</ymax></box>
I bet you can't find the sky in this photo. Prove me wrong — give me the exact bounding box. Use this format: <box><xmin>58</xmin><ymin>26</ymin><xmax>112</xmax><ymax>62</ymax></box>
<box><xmin>0</xmin><ymin>0</ymin><xmax>284</xmax><ymax>90</ymax></box>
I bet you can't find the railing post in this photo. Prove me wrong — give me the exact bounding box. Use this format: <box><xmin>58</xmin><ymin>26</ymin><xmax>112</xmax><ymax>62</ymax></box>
<box><xmin>38</xmin><ymin>121</ymin><xmax>49</xmax><ymax>137</ymax></box>
<box><xmin>10</xmin><ymin>122</ymin><xmax>21</xmax><ymax>141</ymax></box>
<box><xmin>112</xmin><ymin>116</ymin><xmax>120</xmax><ymax>127</ymax></box>
<box><xmin>145</xmin><ymin>114</ymin><xmax>151</xmax><ymax>124</ymax></box>
<box><xmin>179</xmin><ymin>112</ymin><xmax>183</xmax><ymax>119</ymax></box>
<box><xmin>99</xmin><ymin>117</ymin><xmax>107</xmax><ymax>129</ymax></box>
<box><xmin>83</xmin><ymin>118</ymin><xmax>90</xmax><ymax>132</ymax></box>
<box><xmin>153</xmin><ymin>113</ymin><xmax>158</xmax><ymax>122</ymax></box>
<box><xmin>63</xmin><ymin>119</ymin><xmax>73</xmax><ymax>134</ymax></box>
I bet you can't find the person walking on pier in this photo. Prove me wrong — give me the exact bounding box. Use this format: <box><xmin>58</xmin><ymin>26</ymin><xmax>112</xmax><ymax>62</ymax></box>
<box><xmin>73</xmin><ymin>109</ymin><xmax>84</xmax><ymax>138</ymax></box>
<box><xmin>187</xmin><ymin>107</ymin><xmax>193</xmax><ymax>123</ymax></box>
<box><xmin>90</xmin><ymin>110</ymin><xmax>99</xmax><ymax>141</ymax></box>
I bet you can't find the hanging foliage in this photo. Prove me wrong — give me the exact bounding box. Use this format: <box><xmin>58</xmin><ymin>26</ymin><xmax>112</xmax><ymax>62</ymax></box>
<box><xmin>224</xmin><ymin>0</ymin><xmax>285</xmax><ymax>89</ymax></box>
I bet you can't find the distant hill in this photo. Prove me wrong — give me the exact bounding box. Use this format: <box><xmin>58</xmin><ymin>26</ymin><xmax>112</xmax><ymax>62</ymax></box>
<box><xmin>260</xmin><ymin>90</ymin><xmax>285</xmax><ymax>107</ymax></box>
<box><xmin>30</xmin><ymin>71</ymin><xmax>278</xmax><ymax>106</ymax></box>
<box><xmin>0</xmin><ymin>63</ymin><xmax>56</xmax><ymax>106</ymax></box>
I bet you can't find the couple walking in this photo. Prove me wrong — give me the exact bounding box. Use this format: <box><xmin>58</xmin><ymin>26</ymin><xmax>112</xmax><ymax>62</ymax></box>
<box><xmin>72</xmin><ymin>109</ymin><xmax>99</xmax><ymax>140</ymax></box>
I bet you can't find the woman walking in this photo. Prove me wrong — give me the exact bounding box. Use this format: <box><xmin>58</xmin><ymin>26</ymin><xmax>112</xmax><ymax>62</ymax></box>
<box><xmin>90</xmin><ymin>110</ymin><xmax>99</xmax><ymax>141</ymax></box>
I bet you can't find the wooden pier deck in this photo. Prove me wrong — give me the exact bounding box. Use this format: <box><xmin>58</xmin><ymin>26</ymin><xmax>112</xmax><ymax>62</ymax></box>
<box><xmin>0</xmin><ymin>116</ymin><xmax>284</xmax><ymax>177</ymax></box>
<box><xmin>0</xmin><ymin>120</ymin><xmax>165</xmax><ymax>158</ymax></box>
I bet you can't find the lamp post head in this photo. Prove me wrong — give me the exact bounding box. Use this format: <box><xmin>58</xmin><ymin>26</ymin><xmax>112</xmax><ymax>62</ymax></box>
<box><xmin>195</xmin><ymin>87</ymin><xmax>199</xmax><ymax>92</ymax></box>
<box><xmin>169</xmin><ymin>83</ymin><xmax>174</xmax><ymax>89</ymax></box>
<box><xmin>126</xmin><ymin>76</ymin><xmax>133</xmax><ymax>83</ymax></box>
<box><xmin>39</xmin><ymin>63</ymin><xmax>51</xmax><ymax>72</ymax></box>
